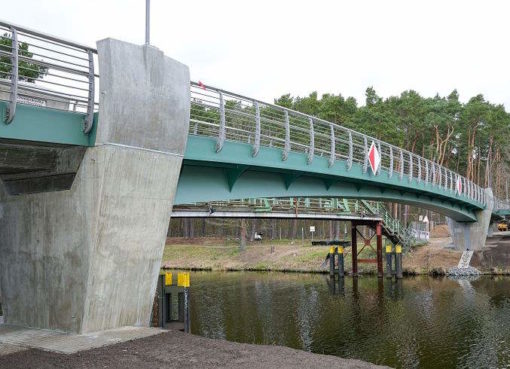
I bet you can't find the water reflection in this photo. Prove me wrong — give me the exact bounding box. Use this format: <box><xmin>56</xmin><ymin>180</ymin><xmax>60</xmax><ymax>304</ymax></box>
<box><xmin>189</xmin><ymin>272</ymin><xmax>510</xmax><ymax>369</ymax></box>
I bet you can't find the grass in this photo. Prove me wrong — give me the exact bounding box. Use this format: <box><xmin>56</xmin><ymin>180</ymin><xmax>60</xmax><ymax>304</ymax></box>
<box><xmin>163</xmin><ymin>237</ymin><xmax>383</xmax><ymax>273</ymax></box>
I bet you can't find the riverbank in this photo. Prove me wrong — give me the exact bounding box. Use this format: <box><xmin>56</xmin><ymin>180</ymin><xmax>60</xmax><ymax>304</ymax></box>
<box><xmin>0</xmin><ymin>329</ymin><xmax>390</xmax><ymax>369</ymax></box>
<box><xmin>162</xmin><ymin>233</ymin><xmax>510</xmax><ymax>275</ymax></box>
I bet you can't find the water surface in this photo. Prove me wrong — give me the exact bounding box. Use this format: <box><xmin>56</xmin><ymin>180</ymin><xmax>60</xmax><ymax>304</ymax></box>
<box><xmin>189</xmin><ymin>272</ymin><xmax>510</xmax><ymax>369</ymax></box>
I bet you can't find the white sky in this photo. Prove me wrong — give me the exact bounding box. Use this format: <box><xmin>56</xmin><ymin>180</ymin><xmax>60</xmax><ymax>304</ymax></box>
<box><xmin>4</xmin><ymin>0</ymin><xmax>510</xmax><ymax>109</ymax></box>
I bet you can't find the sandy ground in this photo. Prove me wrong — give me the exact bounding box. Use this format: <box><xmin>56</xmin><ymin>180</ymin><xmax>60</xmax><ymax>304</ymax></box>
<box><xmin>402</xmin><ymin>236</ymin><xmax>460</xmax><ymax>274</ymax></box>
<box><xmin>0</xmin><ymin>330</ymin><xmax>390</xmax><ymax>369</ymax></box>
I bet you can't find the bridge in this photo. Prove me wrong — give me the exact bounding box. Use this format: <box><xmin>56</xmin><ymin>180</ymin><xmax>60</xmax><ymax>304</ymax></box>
<box><xmin>0</xmin><ymin>20</ymin><xmax>507</xmax><ymax>334</ymax></box>
<box><xmin>172</xmin><ymin>197</ymin><xmax>424</xmax><ymax>247</ymax></box>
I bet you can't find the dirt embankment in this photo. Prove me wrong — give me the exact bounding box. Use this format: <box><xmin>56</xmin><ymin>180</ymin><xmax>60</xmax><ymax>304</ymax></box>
<box><xmin>0</xmin><ymin>330</ymin><xmax>390</xmax><ymax>369</ymax></box>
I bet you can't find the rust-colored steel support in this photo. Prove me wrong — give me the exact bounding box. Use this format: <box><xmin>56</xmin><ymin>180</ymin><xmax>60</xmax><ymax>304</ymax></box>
<box><xmin>351</xmin><ymin>221</ymin><xmax>358</xmax><ymax>277</ymax></box>
<box><xmin>376</xmin><ymin>222</ymin><xmax>383</xmax><ymax>278</ymax></box>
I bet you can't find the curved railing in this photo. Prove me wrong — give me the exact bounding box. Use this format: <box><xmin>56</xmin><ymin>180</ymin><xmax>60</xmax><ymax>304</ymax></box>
<box><xmin>0</xmin><ymin>20</ymin><xmax>98</xmax><ymax>132</ymax></box>
<box><xmin>189</xmin><ymin>81</ymin><xmax>488</xmax><ymax>208</ymax></box>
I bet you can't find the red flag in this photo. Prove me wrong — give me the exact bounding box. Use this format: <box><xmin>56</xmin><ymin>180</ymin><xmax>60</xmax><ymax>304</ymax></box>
<box><xmin>198</xmin><ymin>81</ymin><xmax>206</xmax><ymax>90</ymax></box>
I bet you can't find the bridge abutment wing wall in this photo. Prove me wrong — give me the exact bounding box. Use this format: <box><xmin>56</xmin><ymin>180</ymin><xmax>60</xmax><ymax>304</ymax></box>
<box><xmin>448</xmin><ymin>188</ymin><xmax>494</xmax><ymax>251</ymax></box>
<box><xmin>0</xmin><ymin>39</ymin><xmax>190</xmax><ymax>333</ymax></box>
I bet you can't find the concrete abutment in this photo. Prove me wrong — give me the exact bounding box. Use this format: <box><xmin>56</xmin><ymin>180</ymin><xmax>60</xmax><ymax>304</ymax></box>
<box><xmin>448</xmin><ymin>188</ymin><xmax>494</xmax><ymax>251</ymax></box>
<box><xmin>0</xmin><ymin>39</ymin><xmax>190</xmax><ymax>333</ymax></box>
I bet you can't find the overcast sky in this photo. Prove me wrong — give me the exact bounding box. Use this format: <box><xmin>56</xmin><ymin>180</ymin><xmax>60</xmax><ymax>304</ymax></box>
<box><xmin>4</xmin><ymin>0</ymin><xmax>509</xmax><ymax>109</ymax></box>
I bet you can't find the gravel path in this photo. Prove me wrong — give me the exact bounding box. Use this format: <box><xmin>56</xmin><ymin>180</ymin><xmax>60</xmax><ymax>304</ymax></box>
<box><xmin>0</xmin><ymin>330</ymin><xmax>390</xmax><ymax>369</ymax></box>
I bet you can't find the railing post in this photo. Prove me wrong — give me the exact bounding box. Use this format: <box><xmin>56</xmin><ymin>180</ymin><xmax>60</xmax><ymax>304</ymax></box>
<box><xmin>417</xmin><ymin>157</ymin><xmax>421</xmax><ymax>183</ymax></box>
<box><xmin>389</xmin><ymin>146</ymin><xmax>393</xmax><ymax>178</ymax></box>
<box><xmin>216</xmin><ymin>91</ymin><xmax>226</xmax><ymax>152</ymax></box>
<box><xmin>443</xmin><ymin>167</ymin><xmax>447</xmax><ymax>191</ymax></box>
<box><xmin>329</xmin><ymin>124</ymin><xmax>335</xmax><ymax>167</ymax></box>
<box><xmin>438</xmin><ymin>165</ymin><xmax>442</xmax><ymax>188</ymax></box>
<box><xmin>432</xmin><ymin>162</ymin><xmax>436</xmax><ymax>185</ymax></box>
<box><xmin>347</xmin><ymin>131</ymin><xmax>353</xmax><ymax>171</ymax></box>
<box><xmin>425</xmin><ymin>160</ymin><xmax>430</xmax><ymax>184</ymax></box>
<box><xmin>377</xmin><ymin>141</ymin><xmax>382</xmax><ymax>175</ymax></box>
<box><xmin>83</xmin><ymin>49</ymin><xmax>95</xmax><ymax>133</ymax></box>
<box><xmin>282</xmin><ymin>110</ymin><xmax>290</xmax><ymax>161</ymax></box>
<box><xmin>408</xmin><ymin>152</ymin><xmax>413</xmax><ymax>182</ymax></box>
<box><xmin>253</xmin><ymin>101</ymin><xmax>261</xmax><ymax>157</ymax></box>
<box><xmin>5</xmin><ymin>27</ymin><xmax>18</xmax><ymax>124</ymax></box>
<box><xmin>307</xmin><ymin>117</ymin><xmax>314</xmax><ymax>164</ymax></box>
<box><xmin>399</xmin><ymin>149</ymin><xmax>404</xmax><ymax>180</ymax></box>
<box><xmin>363</xmin><ymin>136</ymin><xmax>368</xmax><ymax>173</ymax></box>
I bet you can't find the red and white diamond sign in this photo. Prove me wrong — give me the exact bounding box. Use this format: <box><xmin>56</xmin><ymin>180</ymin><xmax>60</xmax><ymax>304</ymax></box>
<box><xmin>368</xmin><ymin>141</ymin><xmax>381</xmax><ymax>175</ymax></box>
<box><xmin>456</xmin><ymin>177</ymin><xmax>463</xmax><ymax>194</ymax></box>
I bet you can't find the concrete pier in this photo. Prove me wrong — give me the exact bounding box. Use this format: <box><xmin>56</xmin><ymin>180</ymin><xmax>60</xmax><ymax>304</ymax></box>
<box><xmin>448</xmin><ymin>188</ymin><xmax>494</xmax><ymax>251</ymax></box>
<box><xmin>0</xmin><ymin>39</ymin><xmax>190</xmax><ymax>333</ymax></box>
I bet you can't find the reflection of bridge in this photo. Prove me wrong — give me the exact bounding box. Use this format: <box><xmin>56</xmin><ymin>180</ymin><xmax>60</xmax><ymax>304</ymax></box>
<box><xmin>0</xmin><ymin>20</ymin><xmax>506</xmax><ymax>334</ymax></box>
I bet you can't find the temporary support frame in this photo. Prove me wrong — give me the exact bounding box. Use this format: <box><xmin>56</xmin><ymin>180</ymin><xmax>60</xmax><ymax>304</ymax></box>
<box><xmin>351</xmin><ymin>220</ymin><xmax>385</xmax><ymax>277</ymax></box>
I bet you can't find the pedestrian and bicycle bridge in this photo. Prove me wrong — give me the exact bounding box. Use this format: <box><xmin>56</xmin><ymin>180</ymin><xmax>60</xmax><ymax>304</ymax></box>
<box><xmin>0</xmin><ymin>20</ymin><xmax>509</xmax><ymax>334</ymax></box>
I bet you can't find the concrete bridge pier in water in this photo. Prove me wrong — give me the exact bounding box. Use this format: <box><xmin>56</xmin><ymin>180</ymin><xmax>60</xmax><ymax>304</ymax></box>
<box><xmin>0</xmin><ymin>39</ymin><xmax>190</xmax><ymax>333</ymax></box>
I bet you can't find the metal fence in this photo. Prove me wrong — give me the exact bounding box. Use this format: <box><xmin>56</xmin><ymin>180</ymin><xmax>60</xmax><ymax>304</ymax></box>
<box><xmin>190</xmin><ymin>81</ymin><xmax>488</xmax><ymax>207</ymax></box>
<box><xmin>0</xmin><ymin>20</ymin><xmax>98</xmax><ymax>133</ymax></box>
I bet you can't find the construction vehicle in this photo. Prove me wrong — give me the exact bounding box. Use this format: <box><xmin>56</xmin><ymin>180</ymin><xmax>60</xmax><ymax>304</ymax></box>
<box><xmin>498</xmin><ymin>222</ymin><xmax>508</xmax><ymax>231</ymax></box>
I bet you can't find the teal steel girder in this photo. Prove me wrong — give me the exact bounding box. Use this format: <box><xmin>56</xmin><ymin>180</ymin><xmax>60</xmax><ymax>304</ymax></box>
<box><xmin>176</xmin><ymin>136</ymin><xmax>483</xmax><ymax>222</ymax></box>
<box><xmin>0</xmin><ymin>102</ymin><xmax>97</xmax><ymax>146</ymax></box>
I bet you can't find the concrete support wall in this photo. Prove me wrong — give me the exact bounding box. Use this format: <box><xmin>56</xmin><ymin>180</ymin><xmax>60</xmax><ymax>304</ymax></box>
<box><xmin>448</xmin><ymin>188</ymin><xmax>494</xmax><ymax>251</ymax></box>
<box><xmin>0</xmin><ymin>39</ymin><xmax>190</xmax><ymax>333</ymax></box>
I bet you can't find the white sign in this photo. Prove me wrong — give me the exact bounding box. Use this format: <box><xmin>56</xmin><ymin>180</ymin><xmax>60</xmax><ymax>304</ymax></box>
<box><xmin>368</xmin><ymin>141</ymin><xmax>381</xmax><ymax>175</ymax></box>
<box><xmin>423</xmin><ymin>215</ymin><xmax>429</xmax><ymax>223</ymax></box>
<box><xmin>17</xmin><ymin>95</ymin><xmax>46</xmax><ymax>107</ymax></box>
<box><xmin>309</xmin><ymin>226</ymin><xmax>315</xmax><ymax>233</ymax></box>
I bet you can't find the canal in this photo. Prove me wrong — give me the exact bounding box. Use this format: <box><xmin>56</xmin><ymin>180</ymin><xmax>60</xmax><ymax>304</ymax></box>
<box><xmin>188</xmin><ymin>272</ymin><xmax>510</xmax><ymax>369</ymax></box>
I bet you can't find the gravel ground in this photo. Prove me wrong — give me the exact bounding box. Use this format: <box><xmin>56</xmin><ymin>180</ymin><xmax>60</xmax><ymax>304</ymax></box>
<box><xmin>0</xmin><ymin>330</ymin><xmax>390</xmax><ymax>369</ymax></box>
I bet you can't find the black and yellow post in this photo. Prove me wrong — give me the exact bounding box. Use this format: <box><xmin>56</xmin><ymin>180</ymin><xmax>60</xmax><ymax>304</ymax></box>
<box><xmin>177</xmin><ymin>272</ymin><xmax>191</xmax><ymax>333</ymax></box>
<box><xmin>338</xmin><ymin>246</ymin><xmax>344</xmax><ymax>277</ymax></box>
<box><xmin>385</xmin><ymin>245</ymin><xmax>393</xmax><ymax>279</ymax></box>
<box><xmin>395</xmin><ymin>245</ymin><xmax>403</xmax><ymax>279</ymax></box>
<box><xmin>154</xmin><ymin>271</ymin><xmax>191</xmax><ymax>332</ymax></box>
<box><xmin>329</xmin><ymin>246</ymin><xmax>336</xmax><ymax>277</ymax></box>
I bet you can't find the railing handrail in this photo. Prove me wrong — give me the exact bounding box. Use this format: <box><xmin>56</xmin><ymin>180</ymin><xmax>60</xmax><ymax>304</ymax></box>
<box><xmin>0</xmin><ymin>20</ymin><xmax>96</xmax><ymax>52</ymax></box>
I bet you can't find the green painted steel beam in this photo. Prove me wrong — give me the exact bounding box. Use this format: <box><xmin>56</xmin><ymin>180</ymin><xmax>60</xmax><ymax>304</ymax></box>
<box><xmin>178</xmin><ymin>136</ymin><xmax>482</xmax><ymax>222</ymax></box>
<box><xmin>0</xmin><ymin>102</ymin><xmax>97</xmax><ymax>146</ymax></box>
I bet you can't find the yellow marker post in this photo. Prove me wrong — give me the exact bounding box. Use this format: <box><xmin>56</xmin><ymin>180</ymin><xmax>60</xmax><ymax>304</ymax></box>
<box><xmin>165</xmin><ymin>272</ymin><xmax>172</xmax><ymax>286</ymax></box>
<box><xmin>338</xmin><ymin>246</ymin><xmax>344</xmax><ymax>254</ymax></box>
<box><xmin>385</xmin><ymin>245</ymin><xmax>393</xmax><ymax>278</ymax></box>
<box><xmin>329</xmin><ymin>246</ymin><xmax>335</xmax><ymax>254</ymax></box>
<box><xmin>178</xmin><ymin>272</ymin><xmax>190</xmax><ymax>288</ymax></box>
<box><xmin>395</xmin><ymin>245</ymin><xmax>403</xmax><ymax>279</ymax></box>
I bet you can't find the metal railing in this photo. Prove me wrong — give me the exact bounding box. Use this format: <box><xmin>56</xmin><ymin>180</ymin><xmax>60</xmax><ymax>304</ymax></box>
<box><xmin>189</xmin><ymin>81</ymin><xmax>488</xmax><ymax>208</ymax></box>
<box><xmin>0</xmin><ymin>20</ymin><xmax>98</xmax><ymax>133</ymax></box>
<box><xmin>360</xmin><ymin>200</ymin><xmax>415</xmax><ymax>247</ymax></box>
